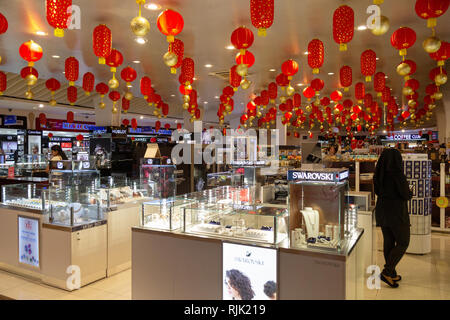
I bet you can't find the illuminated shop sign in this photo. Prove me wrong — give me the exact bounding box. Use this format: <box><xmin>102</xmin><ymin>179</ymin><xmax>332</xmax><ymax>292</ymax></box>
<box><xmin>384</xmin><ymin>134</ymin><xmax>423</xmax><ymax>141</ymax></box>
<box><xmin>231</xmin><ymin>160</ymin><xmax>267</xmax><ymax>166</ymax></box>
<box><xmin>288</xmin><ymin>169</ymin><xmax>349</xmax><ymax>182</ymax></box>
<box><xmin>128</xmin><ymin>127</ymin><xmax>172</xmax><ymax>135</ymax></box>
<box><xmin>62</xmin><ymin>123</ymin><xmax>97</xmax><ymax>131</ymax></box>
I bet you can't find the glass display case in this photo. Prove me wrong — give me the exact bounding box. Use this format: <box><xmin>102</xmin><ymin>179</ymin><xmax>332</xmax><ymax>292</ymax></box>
<box><xmin>1</xmin><ymin>183</ymin><xmax>48</xmax><ymax>212</ymax></box>
<box><xmin>288</xmin><ymin>168</ymin><xmax>353</xmax><ymax>250</ymax></box>
<box><xmin>47</xmin><ymin>161</ymin><xmax>102</xmax><ymax>226</ymax></box>
<box><xmin>183</xmin><ymin>201</ymin><xmax>289</xmax><ymax>244</ymax></box>
<box><xmin>140</xmin><ymin>159</ymin><xmax>176</xmax><ymax>199</ymax></box>
<box><xmin>97</xmin><ymin>176</ymin><xmax>155</xmax><ymax>209</ymax></box>
<box><xmin>15</xmin><ymin>154</ymin><xmax>48</xmax><ymax>177</ymax></box>
<box><xmin>206</xmin><ymin>171</ymin><xmax>243</xmax><ymax>189</ymax></box>
<box><xmin>140</xmin><ymin>196</ymin><xmax>195</xmax><ymax>231</ymax></box>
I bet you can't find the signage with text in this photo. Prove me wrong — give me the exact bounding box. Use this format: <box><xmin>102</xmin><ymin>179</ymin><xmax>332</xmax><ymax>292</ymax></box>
<box><xmin>288</xmin><ymin>169</ymin><xmax>349</xmax><ymax>182</ymax></box>
<box><xmin>18</xmin><ymin>216</ymin><xmax>40</xmax><ymax>268</ymax></box>
<box><xmin>223</xmin><ymin>243</ymin><xmax>277</xmax><ymax>300</ymax></box>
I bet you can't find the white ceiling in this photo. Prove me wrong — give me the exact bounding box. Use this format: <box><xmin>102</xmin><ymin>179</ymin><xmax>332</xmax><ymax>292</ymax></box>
<box><xmin>0</xmin><ymin>0</ymin><xmax>448</xmax><ymax>128</ymax></box>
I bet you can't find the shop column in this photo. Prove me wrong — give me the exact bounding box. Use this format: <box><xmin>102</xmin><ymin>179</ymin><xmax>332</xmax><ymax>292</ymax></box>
<box><xmin>93</xmin><ymin>96</ymin><xmax>121</xmax><ymax>127</ymax></box>
<box><xmin>276</xmin><ymin>112</ymin><xmax>287</xmax><ymax>146</ymax></box>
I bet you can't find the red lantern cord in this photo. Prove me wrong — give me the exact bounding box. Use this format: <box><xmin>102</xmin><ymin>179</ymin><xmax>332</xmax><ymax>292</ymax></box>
<box><xmin>45</xmin><ymin>0</ymin><xmax>72</xmax><ymax>37</ymax></box>
<box><xmin>82</xmin><ymin>72</ymin><xmax>95</xmax><ymax>96</ymax></box>
<box><xmin>93</xmin><ymin>24</ymin><xmax>112</xmax><ymax>64</ymax></box>
<box><xmin>333</xmin><ymin>5</ymin><xmax>354</xmax><ymax>51</ymax></box>
<box><xmin>308</xmin><ymin>39</ymin><xmax>324</xmax><ymax>74</ymax></box>
<box><xmin>157</xmin><ymin>9</ymin><xmax>184</xmax><ymax>43</ymax></box>
<box><xmin>250</xmin><ymin>0</ymin><xmax>274</xmax><ymax>37</ymax></box>
<box><xmin>361</xmin><ymin>49</ymin><xmax>376</xmax><ymax>82</ymax></box>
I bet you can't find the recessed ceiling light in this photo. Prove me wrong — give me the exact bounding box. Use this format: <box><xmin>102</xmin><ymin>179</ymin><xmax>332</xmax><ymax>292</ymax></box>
<box><xmin>297</xmin><ymin>83</ymin><xmax>304</xmax><ymax>87</ymax></box>
<box><xmin>140</xmin><ymin>116</ymin><xmax>144</xmax><ymax>119</ymax></box>
<box><xmin>385</xmin><ymin>75</ymin><xmax>388</xmax><ymax>78</ymax></box>
<box><xmin>215</xmin><ymin>96</ymin><xmax>219</xmax><ymax>99</ymax></box>
<box><xmin>204</xmin><ymin>64</ymin><xmax>213</xmax><ymax>68</ymax></box>
<box><xmin>376</xmin><ymin>57</ymin><xmax>380</xmax><ymax>60</ymax></box>
<box><xmin>62</xmin><ymin>71</ymin><xmax>65</xmax><ymax>74</ymax></box>
<box><xmin>171</xmin><ymin>94</ymin><xmax>175</xmax><ymax>97</ymax></box>
<box><xmin>304</xmin><ymin>51</ymin><xmax>309</xmax><ymax>55</ymax></box>
<box><xmin>269</xmin><ymin>69</ymin><xmax>276</xmax><ymax>72</ymax></box>
<box><xmin>383</xmin><ymin>130</ymin><xmax>387</xmax><ymax>133</ymax></box>
<box><xmin>401</xmin><ymin>129</ymin><xmax>405</xmax><ymax>132</ymax></box>
<box><xmin>204</xmin><ymin>101</ymin><xmax>208</xmax><ymax>104</ymax></box>
<box><xmin>193</xmin><ymin>77</ymin><xmax>197</xmax><ymax>81</ymax></box>
<box><xmin>38</xmin><ymin>104</ymin><xmax>44</xmax><ymax>108</ymax></box>
<box><xmin>328</xmin><ymin>72</ymin><xmax>334</xmax><ymax>75</ymax></box>
<box><xmin>127</xmin><ymin>84</ymin><xmax>133</xmax><ymax>88</ymax></box>
<box><xmin>226</xmin><ymin>45</ymin><xmax>235</xmax><ymax>50</ymax></box>
<box><xmin>133</xmin><ymin>60</ymin><xmax>141</xmax><ymax>64</ymax></box>
<box><xmin>52</xmin><ymin>55</ymin><xmax>60</xmax><ymax>59</ymax></box>
<box><xmin>135</xmin><ymin>37</ymin><xmax>148</xmax><ymax>44</ymax></box>
<box><xmin>36</xmin><ymin>31</ymin><xmax>47</xmax><ymax>36</ymax></box>
<box><xmin>144</xmin><ymin>3</ymin><xmax>161</xmax><ymax>10</ymax></box>
<box><xmin>357</xmin><ymin>25</ymin><xmax>367</xmax><ymax>31</ymax></box>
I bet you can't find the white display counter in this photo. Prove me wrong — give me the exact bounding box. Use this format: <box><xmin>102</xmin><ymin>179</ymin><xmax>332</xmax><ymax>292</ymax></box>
<box><xmin>131</xmin><ymin>227</ymin><xmax>364</xmax><ymax>300</ymax></box>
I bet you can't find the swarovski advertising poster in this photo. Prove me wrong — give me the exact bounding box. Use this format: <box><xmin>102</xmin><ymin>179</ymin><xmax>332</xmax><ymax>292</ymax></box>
<box><xmin>18</xmin><ymin>216</ymin><xmax>40</xmax><ymax>268</ymax></box>
<box><xmin>223</xmin><ymin>243</ymin><xmax>277</xmax><ymax>300</ymax></box>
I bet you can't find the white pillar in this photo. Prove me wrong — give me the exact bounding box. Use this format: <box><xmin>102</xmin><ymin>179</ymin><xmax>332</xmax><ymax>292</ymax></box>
<box><xmin>276</xmin><ymin>113</ymin><xmax>287</xmax><ymax>146</ymax></box>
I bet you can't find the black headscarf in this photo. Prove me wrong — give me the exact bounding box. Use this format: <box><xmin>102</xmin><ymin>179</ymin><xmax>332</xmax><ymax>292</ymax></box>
<box><xmin>374</xmin><ymin>148</ymin><xmax>404</xmax><ymax>194</ymax></box>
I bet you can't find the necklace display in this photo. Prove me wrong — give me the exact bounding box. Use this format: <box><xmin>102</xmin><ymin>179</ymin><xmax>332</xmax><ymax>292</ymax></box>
<box><xmin>301</xmin><ymin>207</ymin><xmax>319</xmax><ymax>239</ymax></box>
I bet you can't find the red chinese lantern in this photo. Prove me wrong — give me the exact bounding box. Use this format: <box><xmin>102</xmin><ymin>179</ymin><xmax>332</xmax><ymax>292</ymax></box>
<box><xmin>311</xmin><ymin>78</ymin><xmax>324</xmax><ymax>93</ymax></box>
<box><xmin>39</xmin><ymin>113</ymin><xmax>47</xmax><ymax>126</ymax></box>
<box><xmin>181</xmin><ymin>58</ymin><xmax>195</xmax><ymax>85</ymax></box>
<box><xmin>429</xmin><ymin>67</ymin><xmax>447</xmax><ymax>82</ymax></box>
<box><xmin>294</xmin><ymin>93</ymin><xmax>302</xmax><ymax>107</ymax></box>
<box><xmin>250</xmin><ymin>0</ymin><xmax>274</xmax><ymax>36</ymax></box>
<box><xmin>76</xmin><ymin>134</ymin><xmax>84</xmax><ymax>142</ymax></box>
<box><xmin>19</xmin><ymin>40</ymin><xmax>43</xmax><ymax>66</ymax></box>
<box><xmin>308</xmin><ymin>39</ymin><xmax>324</xmax><ymax>74</ymax></box>
<box><xmin>109</xmin><ymin>91</ymin><xmax>120</xmax><ymax>102</ymax></box>
<box><xmin>330</xmin><ymin>90</ymin><xmax>343</xmax><ymax>102</ymax></box>
<box><xmin>230</xmin><ymin>65</ymin><xmax>242</xmax><ymax>91</ymax></box>
<box><xmin>93</xmin><ymin>24</ymin><xmax>112</xmax><ymax>64</ymax></box>
<box><xmin>45</xmin><ymin>0</ymin><xmax>72</xmax><ymax>37</ymax></box>
<box><xmin>415</xmin><ymin>0</ymin><xmax>450</xmax><ymax>28</ymax></box>
<box><xmin>82</xmin><ymin>72</ymin><xmax>95</xmax><ymax>96</ymax></box>
<box><xmin>121</xmin><ymin>97</ymin><xmax>130</xmax><ymax>113</ymax></box>
<box><xmin>340</xmin><ymin>65</ymin><xmax>352</xmax><ymax>91</ymax></box>
<box><xmin>333</xmin><ymin>5</ymin><xmax>354</xmax><ymax>51</ymax></box>
<box><xmin>0</xmin><ymin>12</ymin><xmax>8</xmax><ymax>35</ymax></box>
<box><xmin>382</xmin><ymin>86</ymin><xmax>391</xmax><ymax>104</ymax></box>
<box><xmin>96</xmin><ymin>82</ymin><xmax>109</xmax><ymax>97</ymax></box>
<box><xmin>302</xmin><ymin>86</ymin><xmax>315</xmax><ymax>100</ymax></box>
<box><xmin>122</xmin><ymin>119</ymin><xmax>130</xmax><ymax>127</ymax></box>
<box><xmin>320</xmin><ymin>97</ymin><xmax>330</xmax><ymax>106</ymax></box>
<box><xmin>157</xmin><ymin>9</ymin><xmax>184</xmax><ymax>43</ymax></box>
<box><xmin>355</xmin><ymin>82</ymin><xmax>365</xmax><ymax>103</ymax></box>
<box><xmin>21</xmin><ymin>67</ymin><xmax>39</xmax><ymax>81</ymax></box>
<box><xmin>194</xmin><ymin>108</ymin><xmax>201</xmax><ymax>120</ymax></box>
<box><xmin>268</xmin><ymin>82</ymin><xmax>277</xmax><ymax>101</ymax></box>
<box><xmin>162</xmin><ymin>103</ymin><xmax>169</xmax><ymax>118</ymax></box>
<box><xmin>48</xmin><ymin>132</ymin><xmax>53</xmax><ymax>138</ymax></box>
<box><xmin>121</xmin><ymin>66</ymin><xmax>137</xmax><ymax>86</ymax></box>
<box><xmin>405</xmin><ymin>79</ymin><xmax>420</xmax><ymax>91</ymax></box>
<box><xmin>164</xmin><ymin>123</ymin><xmax>170</xmax><ymax>130</ymax></box>
<box><xmin>177</xmin><ymin>123</ymin><xmax>182</xmax><ymax>130</ymax></box>
<box><xmin>374</xmin><ymin>72</ymin><xmax>386</xmax><ymax>96</ymax></box>
<box><xmin>281</xmin><ymin>59</ymin><xmax>299</xmax><ymax>79</ymax></box>
<box><xmin>168</xmin><ymin>38</ymin><xmax>184</xmax><ymax>73</ymax></box>
<box><xmin>231</xmin><ymin>26</ymin><xmax>254</xmax><ymax>53</ymax></box>
<box><xmin>140</xmin><ymin>76</ymin><xmax>152</xmax><ymax>99</ymax></box>
<box><xmin>391</xmin><ymin>27</ymin><xmax>416</xmax><ymax>57</ymax></box>
<box><xmin>276</xmin><ymin>73</ymin><xmax>289</xmax><ymax>87</ymax></box>
<box><xmin>429</xmin><ymin>41</ymin><xmax>450</xmax><ymax>65</ymax></box>
<box><xmin>45</xmin><ymin>78</ymin><xmax>60</xmax><ymax>94</ymax></box>
<box><xmin>403</xmin><ymin>60</ymin><xmax>417</xmax><ymax>77</ymax></box>
<box><xmin>131</xmin><ymin>118</ymin><xmax>138</xmax><ymax>130</ymax></box>
<box><xmin>106</xmin><ymin>49</ymin><xmax>123</xmax><ymax>72</ymax></box>
<box><xmin>155</xmin><ymin>120</ymin><xmax>161</xmax><ymax>131</ymax></box>
<box><xmin>0</xmin><ymin>71</ymin><xmax>6</xmax><ymax>95</ymax></box>
<box><xmin>67</xmin><ymin>111</ymin><xmax>74</xmax><ymax>123</ymax></box>
<box><xmin>361</xmin><ymin>50</ymin><xmax>376</xmax><ymax>82</ymax></box>
<box><xmin>235</xmin><ymin>51</ymin><xmax>255</xmax><ymax>68</ymax></box>
<box><xmin>67</xmin><ymin>86</ymin><xmax>77</xmax><ymax>105</ymax></box>
<box><xmin>65</xmin><ymin>57</ymin><xmax>79</xmax><ymax>86</ymax></box>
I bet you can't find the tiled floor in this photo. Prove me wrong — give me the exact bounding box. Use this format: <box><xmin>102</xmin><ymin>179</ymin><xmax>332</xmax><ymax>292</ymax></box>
<box><xmin>0</xmin><ymin>231</ymin><xmax>449</xmax><ymax>300</ymax></box>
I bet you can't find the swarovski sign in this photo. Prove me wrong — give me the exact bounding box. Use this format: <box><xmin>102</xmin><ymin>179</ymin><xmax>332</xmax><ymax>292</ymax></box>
<box><xmin>288</xmin><ymin>169</ymin><xmax>349</xmax><ymax>182</ymax></box>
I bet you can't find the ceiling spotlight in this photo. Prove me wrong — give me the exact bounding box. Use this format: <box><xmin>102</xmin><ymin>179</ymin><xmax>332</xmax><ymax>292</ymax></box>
<box><xmin>383</xmin><ymin>130</ymin><xmax>387</xmax><ymax>133</ymax></box>
<box><xmin>144</xmin><ymin>3</ymin><xmax>161</xmax><ymax>10</ymax></box>
<box><xmin>38</xmin><ymin>104</ymin><xmax>44</xmax><ymax>108</ymax></box>
<box><xmin>269</xmin><ymin>69</ymin><xmax>276</xmax><ymax>72</ymax></box>
<box><xmin>385</xmin><ymin>75</ymin><xmax>388</xmax><ymax>79</ymax></box>
<box><xmin>36</xmin><ymin>31</ymin><xmax>47</xmax><ymax>36</ymax></box>
<box><xmin>140</xmin><ymin>116</ymin><xmax>144</xmax><ymax>119</ymax></box>
<box><xmin>52</xmin><ymin>55</ymin><xmax>60</xmax><ymax>59</ymax></box>
<box><xmin>226</xmin><ymin>45</ymin><xmax>235</xmax><ymax>50</ymax></box>
<box><xmin>357</xmin><ymin>25</ymin><xmax>367</xmax><ymax>31</ymax></box>
<box><xmin>127</xmin><ymin>84</ymin><xmax>133</xmax><ymax>88</ymax></box>
<box><xmin>297</xmin><ymin>83</ymin><xmax>304</xmax><ymax>87</ymax></box>
<box><xmin>304</xmin><ymin>51</ymin><xmax>309</xmax><ymax>55</ymax></box>
<box><xmin>193</xmin><ymin>77</ymin><xmax>197</xmax><ymax>81</ymax></box>
<box><xmin>204</xmin><ymin>64</ymin><xmax>213</xmax><ymax>68</ymax></box>
<box><xmin>215</xmin><ymin>96</ymin><xmax>219</xmax><ymax>99</ymax></box>
<box><xmin>135</xmin><ymin>37</ymin><xmax>148</xmax><ymax>44</ymax></box>
<box><xmin>204</xmin><ymin>101</ymin><xmax>208</xmax><ymax>104</ymax></box>
<box><xmin>328</xmin><ymin>72</ymin><xmax>334</xmax><ymax>75</ymax></box>
<box><xmin>171</xmin><ymin>94</ymin><xmax>176</xmax><ymax>97</ymax></box>
<box><xmin>133</xmin><ymin>60</ymin><xmax>141</xmax><ymax>64</ymax></box>
<box><xmin>376</xmin><ymin>57</ymin><xmax>380</xmax><ymax>60</ymax></box>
